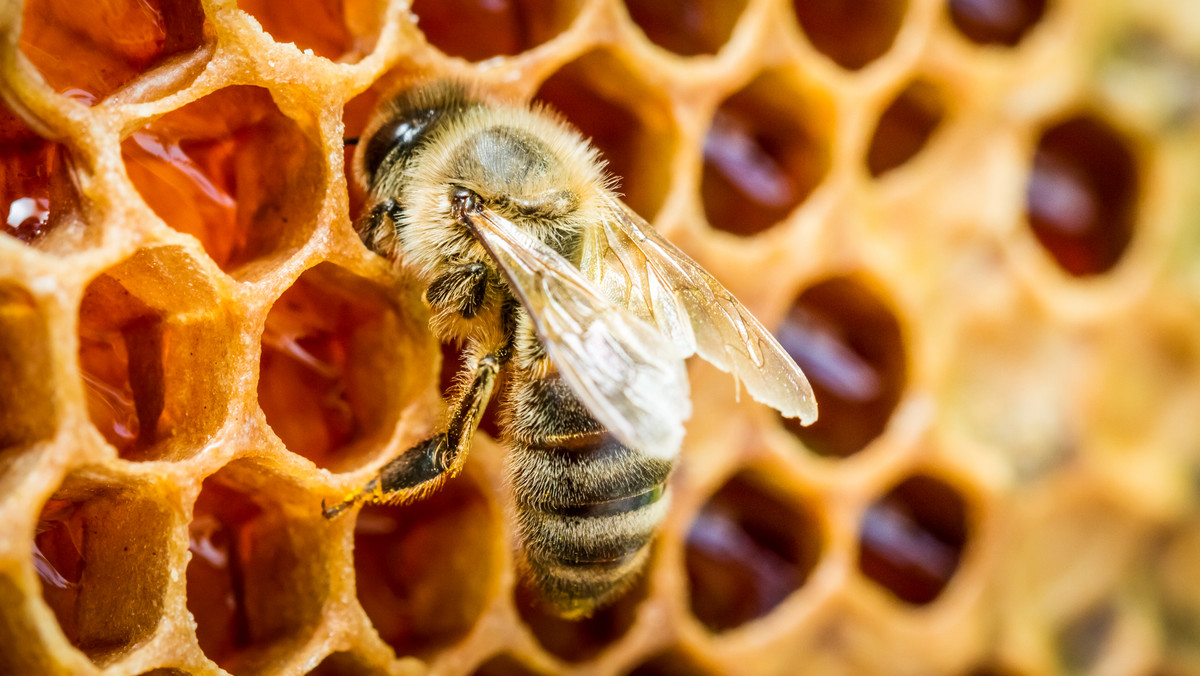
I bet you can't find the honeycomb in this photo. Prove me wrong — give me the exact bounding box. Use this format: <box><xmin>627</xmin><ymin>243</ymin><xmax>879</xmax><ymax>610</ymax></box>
<box><xmin>1</xmin><ymin>0</ymin><xmax>1198</xmax><ymax>674</ymax></box>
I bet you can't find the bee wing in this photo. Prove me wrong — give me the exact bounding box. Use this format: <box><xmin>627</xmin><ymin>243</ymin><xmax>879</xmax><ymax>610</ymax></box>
<box><xmin>460</xmin><ymin>204</ymin><xmax>691</xmax><ymax>460</ymax></box>
<box><xmin>581</xmin><ymin>196</ymin><xmax>817</xmax><ymax>425</ymax></box>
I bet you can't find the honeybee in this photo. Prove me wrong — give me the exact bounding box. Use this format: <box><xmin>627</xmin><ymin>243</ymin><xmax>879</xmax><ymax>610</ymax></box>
<box><xmin>323</xmin><ymin>81</ymin><xmax>817</xmax><ymax>618</ymax></box>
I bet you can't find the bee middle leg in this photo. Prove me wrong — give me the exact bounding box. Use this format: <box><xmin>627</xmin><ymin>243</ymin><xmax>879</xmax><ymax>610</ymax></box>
<box><xmin>322</xmin><ymin>348</ymin><xmax>501</xmax><ymax>519</ymax></box>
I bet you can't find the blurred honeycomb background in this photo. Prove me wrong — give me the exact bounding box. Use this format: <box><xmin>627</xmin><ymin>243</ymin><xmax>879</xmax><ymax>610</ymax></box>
<box><xmin>1</xmin><ymin>0</ymin><xmax>1199</xmax><ymax>674</ymax></box>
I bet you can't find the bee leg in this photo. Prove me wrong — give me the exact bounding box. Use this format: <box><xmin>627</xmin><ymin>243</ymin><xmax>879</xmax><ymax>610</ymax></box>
<box><xmin>426</xmin><ymin>262</ymin><xmax>488</xmax><ymax>319</ymax></box>
<box><xmin>357</xmin><ymin>198</ymin><xmax>406</xmax><ymax>250</ymax></box>
<box><xmin>322</xmin><ymin>350</ymin><xmax>501</xmax><ymax>519</ymax></box>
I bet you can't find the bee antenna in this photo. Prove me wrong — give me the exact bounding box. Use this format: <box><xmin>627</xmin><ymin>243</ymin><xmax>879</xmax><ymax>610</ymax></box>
<box><xmin>344</xmin><ymin>137</ymin><xmax>359</xmax><ymax>146</ymax></box>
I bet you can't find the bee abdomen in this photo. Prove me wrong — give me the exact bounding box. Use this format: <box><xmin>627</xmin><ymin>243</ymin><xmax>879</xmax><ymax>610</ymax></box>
<box><xmin>509</xmin><ymin>430</ymin><xmax>674</xmax><ymax>616</ymax></box>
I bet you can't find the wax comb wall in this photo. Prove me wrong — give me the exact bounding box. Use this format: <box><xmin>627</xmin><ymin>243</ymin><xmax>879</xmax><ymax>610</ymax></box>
<box><xmin>2</xmin><ymin>0</ymin><xmax>1199</xmax><ymax>675</ymax></box>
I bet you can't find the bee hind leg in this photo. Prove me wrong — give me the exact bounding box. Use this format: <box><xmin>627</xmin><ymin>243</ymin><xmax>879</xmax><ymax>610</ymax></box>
<box><xmin>322</xmin><ymin>350</ymin><xmax>502</xmax><ymax>519</ymax></box>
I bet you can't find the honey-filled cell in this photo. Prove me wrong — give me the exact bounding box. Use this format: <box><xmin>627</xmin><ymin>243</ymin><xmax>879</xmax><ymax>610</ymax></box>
<box><xmin>623</xmin><ymin>0</ymin><xmax>748</xmax><ymax>57</ymax></box>
<box><xmin>305</xmin><ymin>651</ymin><xmax>385</xmax><ymax>676</ymax></box>
<box><xmin>411</xmin><ymin>0</ymin><xmax>582</xmax><ymax>62</ymax></box>
<box><xmin>948</xmin><ymin>0</ymin><xmax>1048</xmax><ymax>47</ymax></box>
<box><xmin>237</xmin><ymin>0</ymin><xmax>380</xmax><ymax>62</ymax></box>
<box><xmin>867</xmin><ymin>80</ymin><xmax>945</xmax><ymax>177</ymax></box>
<box><xmin>20</xmin><ymin>0</ymin><xmax>206</xmax><ymax>104</ymax></box>
<box><xmin>857</xmin><ymin>474</ymin><xmax>970</xmax><ymax>605</ymax></box>
<box><xmin>516</xmin><ymin>570</ymin><xmax>647</xmax><ymax>663</ymax></box>
<box><xmin>187</xmin><ymin>464</ymin><xmax>327</xmax><ymax>674</ymax></box>
<box><xmin>792</xmin><ymin>0</ymin><xmax>908</xmax><ymax>71</ymax></box>
<box><xmin>259</xmin><ymin>263</ymin><xmax>431</xmax><ymax>472</ymax></box>
<box><xmin>625</xmin><ymin>649</ymin><xmax>722</xmax><ymax>676</ymax></box>
<box><xmin>1025</xmin><ymin>115</ymin><xmax>1139</xmax><ymax>277</ymax></box>
<box><xmin>0</xmin><ymin>103</ymin><xmax>81</xmax><ymax>247</ymax></box>
<box><xmin>777</xmin><ymin>277</ymin><xmax>906</xmax><ymax>458</ymax></box>
<box><xmin>78</xmin><ymin>248</ymin><xmax>232</xmax><ymax>461</ymax></box>
<box><xmin>701</xmin><ymin>71</ymin><xmax>832</xmax><ymax>236</ymax></box>
<box><xmin>537</xmin><ymin>50</ymin><xmax>677</xmax><ymax>221</ymax></box>
<box><xmin>353</xmin><ymin>474</ymin><xmax>496</xmax><ymax>657</ymax></box>
<box><xmin>685</xmin><ymin>471</ymin><xmax>823</xmax><ymax>632</ymax></box>
<box><xmin>33</xmin><ymin>485</ymin><xmax>173</xmax><ymax>665</ymax></box>
<box><xmin>121</xmin><ymin>86</ymin><xmax>322</xmax><ymax>277</ymax></box>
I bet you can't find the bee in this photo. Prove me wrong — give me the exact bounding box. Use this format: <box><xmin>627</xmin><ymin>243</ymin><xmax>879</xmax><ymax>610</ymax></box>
<box><xmin>323</xmin><ymin>81</ymin><xmax>817</xmax><ymax>618</ymax></box>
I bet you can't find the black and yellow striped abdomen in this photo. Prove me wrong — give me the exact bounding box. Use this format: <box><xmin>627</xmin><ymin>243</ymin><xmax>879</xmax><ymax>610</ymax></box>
<box><xmin>504</xmin><ymin>368</ymin><xmax>675</xmax><ymax>618</ymax></box>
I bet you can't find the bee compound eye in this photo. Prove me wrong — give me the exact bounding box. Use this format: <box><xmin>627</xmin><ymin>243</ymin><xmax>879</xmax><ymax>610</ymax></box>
<box><xmin>362</xmin><ymin>108</ymin><xmax>440</xmax><ymax>183</ymax></box>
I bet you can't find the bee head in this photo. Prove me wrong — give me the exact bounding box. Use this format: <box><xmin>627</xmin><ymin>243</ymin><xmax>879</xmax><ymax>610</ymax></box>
<box><xmin>358</xmin><ymin>81</ymin><xmax>477</xmax><ymax>188</ymax></box>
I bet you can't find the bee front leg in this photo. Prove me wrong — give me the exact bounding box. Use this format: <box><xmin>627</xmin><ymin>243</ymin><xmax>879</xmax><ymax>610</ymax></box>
<box><xmin>322</xmin><ymin>349</ymin><xmax>501</xmax><ymax>519</ymax></box>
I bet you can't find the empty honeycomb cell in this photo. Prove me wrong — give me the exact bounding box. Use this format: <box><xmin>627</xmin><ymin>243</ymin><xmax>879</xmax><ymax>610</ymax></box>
<box><xmin>1057</xmin><ymin>603</ymin><xmax>1116</xmax><ymax>674</ymax></box>
<box><xmin>515</xmin><ymin>571</ymin><xmax>646</xmax><ymax>662</ymax></box>
<box><xmin>0</xmin><ymin>102</ymin><xmax>81</xmax><ymax>246</ymax></box>
<box><xmin>121</xmin><ymin>85</ymin><xmax>322</xmax><ymax>277</ymax></box>
<box><xmin>625</xmin><ymin>649</ymin><xmax>720</xmax><ymax>675</ymax></box>
<box><xmin>352</xmin><ymin>474</ymin><xmax>496</xmax><ymax>658</ymax></box>
<box><xmin>1025</xmin><ymin>115</ymin><xmax>1139</xmax><ymax>277</ymax></box>
<box><xmin>19</xmin><ymin>0</ymin><xmax>206</xmax><ymax>104</ymax></box>
<box><xmin>236</xmin><ymin>0</ymin><xmax>380</xmax><ymax>61</ymax></box>
<box><xmin>306</xmin><ymin>651</ymin><xmax>383</xmax><ymax>675</ymax></box>
<box><xmin>776</xmin><ymin>277</ymin><xmax>906</xmax><ymax>458</ymax></box>
<box><xmin>472</xmin><ymin>654</ymin><xmax>549</xmax><ymax>676</ymax></box>
<box><xmin>701</xmin><ymin>71</ymin><xmax>832</xmax><ymax>236</ymax></box>
<box><xmin>948</xmin><ymin>0</ymin><xmax>1048</xmax><ymax>47</ymax></box>
<box><xmin>867</xmin><ymin>79</ymin><xmax>945</xmax><ymax>177</ymax></box>
<box><xmin>0</xmin><ymin>284</ymin><xmax>55</xmax><ymax>458</ymax></box>
<box><xmin>259</xmin><ymin>262</ymin><xmax>430</xmax><ymax>472</ymax></box>
<box><xmin>623</xmin><ymin>0</ymin><xmax>748</xmax><ymax>57</ymax></box>
<box><xmin>33</xmin><ymin>483</ymin><xmax>173</xmax><ymax>664</ymax></box>
<box><xmin>78</xmin><ymin>248</ymin><xmax>233</xmax><ymax>461</ymax></box>
<box><xmin>792</xmin><ymin>0</ymin><xmax>908</xmax><ymax>71</ymax></box>
<box><xmin>857</xmin><ymin>474</ymin><xmax>969</xmax><ymax>605</ymax></box>
<box><xmin>685</xmin><ymin>470</ymin><xmax>823</xmax><ymax>633</ymax></box>
<box><xmin>411</xmin><ymin>0</ymin><xmax>582</xmax><ymax>62</ymax></box>
<box><xmin>187</xmin><ymin>463</ymin><xmax>328</xmax><ymax>673</ymax></box>
<box><xmin>536</xmin><ymin>50</ymin><xmax>676</xmax><ymax>220</ymax></box>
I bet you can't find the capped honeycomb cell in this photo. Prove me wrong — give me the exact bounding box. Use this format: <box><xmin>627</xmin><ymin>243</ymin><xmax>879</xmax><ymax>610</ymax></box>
<box><xmin>121</xmin><ymin>85</ymin><xmax>322</xmax><ymax>278</ymax></box>
<box><xmin>867</xmin><ymin>79</ymin><xmax>946</xmax><ymax>177</ymax></box>
<box><xmin>187</xmin><ymin>462</ymin><xmax>328</xmax><ymax>673</ymax></box>
<box><xmin>792</xmin><ymin>0</ymin><xmax>907</xmax><ymax>71</ymax></box>
<box><xmin>19</xmin><ymin>0</ymin><xmax>207</xmax><ymax>104</ymax></box>
<box><xmin>352</xmin><ymin>472</ymin><xmax>496</xmax><ymax>658</ymax></box>
<box><xmin>0</xmin><ymin>284</ymin><xmax>55</xmax><ymax>459</ymax></box>
<box><xmin>776</xmin><ymin>277</ymin><xmax>907</xmax><ymax>458</ymax></box>
<box><xmin>623</xmin><ymin>0</ymin><xmax>748</xmax><ymax>57</ymax></box>
<box><xmin>411</xmin><ymin>0</ymin><xmax>582</xmax><ymax>62</ymax></box>
<box><xmin>78</xmin><ymin>247</ymin><xmax>233</xmax><ymax>461</ymax></box>
<box><xmin>857</xmin><ymin>474</ymin><xmax>969</xmax><ymax>605</ymax></box>
<box><xmin>0</xmin><ymin>102</ymin><xmax>81</xmax><ymax>247</ymax></box>
<box><xmin>537</xmin><ymin>50</ymin><xmax>677</xmax><ymax>220</ymax></box>
<box><xmin>236</xmin><ymin>0</ymin><xmax>380</xmax><ymax>61</ymax></box>
<box><xmin>1025</xmin><ymin>115</ymin><xmax>1139</xmax><ymax>277</ymax></box>
<box><xmin>948</xmin><ymin>0</ymin><xmax>1048</xmax><ymax>47</ymax></box>
<box><xmin>685</xmin><ymin>470</ymin><xmax>823</xmax><ymax>632</ymax></box>
<box><xmin>33</xmin><ymin>481</ymin><xmax>174</xmax><ymax>665</ymax></box>
<box><xmin>259</xmin><ymin>262</ymin><xmax>431</xmax><ymax>472</ymax></box>
<box><xmin>701</xmin><ymin>70</ymin><xmax>832</xmax><ymax>236</ymax></box>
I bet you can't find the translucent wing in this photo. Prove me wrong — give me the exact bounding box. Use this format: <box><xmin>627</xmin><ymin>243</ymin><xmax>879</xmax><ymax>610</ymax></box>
<box><xmin>581</xmin><ymin>196</ymin><xmax>817</xmax><ymax>425</ymax></box>
<box><xmin>460</xmin><ymin>203</ymin><xmax>690</xmax><ymax>460</ymax></box>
